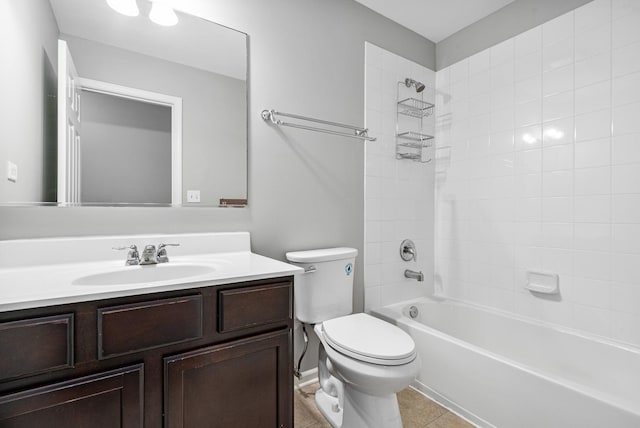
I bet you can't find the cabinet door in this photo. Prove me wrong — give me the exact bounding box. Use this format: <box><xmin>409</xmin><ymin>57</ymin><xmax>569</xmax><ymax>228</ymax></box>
<box><xmin>0</xmin><ymin>364</ymin><xmax>143</xmax><ymax>428</ymax></box>
<box><xmin>164</xmin><ymin>330</ymin><xmax>292</xmax><ymax>428</ymax></box>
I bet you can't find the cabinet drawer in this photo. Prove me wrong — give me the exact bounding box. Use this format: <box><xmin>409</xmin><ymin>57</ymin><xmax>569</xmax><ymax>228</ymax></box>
<box><xmin>219</xmin><ymin>283</ymin><xmax>291</xmax><ymax>333</ymax></box>
<box><xmin>98</xmin><ymin>295</ymin><xmax>202</xmax><ymax>359</ymax></box>
<box><xmin>0</xmin><ymin>314</ymin><xmax>73</xmax><ymax>381</ymax></box>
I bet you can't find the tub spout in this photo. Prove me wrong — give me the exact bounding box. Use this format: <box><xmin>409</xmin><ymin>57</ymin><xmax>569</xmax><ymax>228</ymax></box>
<box><xmin>404</xmin><ymin>269</ymin><xmax>424</xmax><ymax>281</ymax></box>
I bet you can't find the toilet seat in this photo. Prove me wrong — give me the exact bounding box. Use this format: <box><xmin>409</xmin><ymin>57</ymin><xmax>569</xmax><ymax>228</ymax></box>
<box><xmin>321</xmin><ymin>313</ymin><xmax>416</xmax><ymax>366</ymax></box>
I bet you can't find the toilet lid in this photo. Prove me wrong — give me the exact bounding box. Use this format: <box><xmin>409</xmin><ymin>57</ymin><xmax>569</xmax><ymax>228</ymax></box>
<box><xmin>322</xmin><ymin>313</ymin><xmax>416</xmax><ymax>365</ymax></box>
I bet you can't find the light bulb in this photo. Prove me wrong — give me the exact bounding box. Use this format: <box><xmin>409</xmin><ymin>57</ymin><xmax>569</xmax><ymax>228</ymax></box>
<box><xmin>149</xmin><ymin>1</ymin><xmax>178</xmax><ymax>26</ymax></box>
<box><xmin>106</xmin><ymin>0</ymin><xmax>139</xmax><ymax>17</ymax></box>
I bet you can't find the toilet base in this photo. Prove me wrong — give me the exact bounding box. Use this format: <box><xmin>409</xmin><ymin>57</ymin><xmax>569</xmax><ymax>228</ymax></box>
<box><xmin>316</xmin><ymin>384</ymin><xmax>403</xmax><ymax>428</ymax></box>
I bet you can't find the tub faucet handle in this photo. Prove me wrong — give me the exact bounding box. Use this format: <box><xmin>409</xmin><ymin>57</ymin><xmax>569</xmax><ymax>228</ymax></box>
<box><xmin>400</xmin><ymin>239</ymin><xmax>417</xmax><ymax>262</ymax></box>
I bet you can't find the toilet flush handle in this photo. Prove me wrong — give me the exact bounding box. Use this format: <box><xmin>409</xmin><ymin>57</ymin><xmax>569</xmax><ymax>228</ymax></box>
<box><xmin>304</xmin><ymin>265</ymin><xmax>317</xmax><ymax>274</ymax></box>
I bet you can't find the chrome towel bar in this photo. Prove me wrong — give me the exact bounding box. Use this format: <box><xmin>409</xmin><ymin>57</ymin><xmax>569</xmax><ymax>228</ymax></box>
<box><xmin>261</xmin><ymin>109</ymin><xmax>376</xmax><ymax>141</ymax></box>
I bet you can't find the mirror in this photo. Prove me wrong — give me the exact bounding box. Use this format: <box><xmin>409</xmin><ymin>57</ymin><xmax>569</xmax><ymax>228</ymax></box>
<box><xmin>0</xmin><ymin>0</ymin><xmax>247</xmax><ymax>206</ymax></box>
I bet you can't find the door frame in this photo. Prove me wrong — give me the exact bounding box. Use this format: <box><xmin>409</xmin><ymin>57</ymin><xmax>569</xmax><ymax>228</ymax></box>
<box><xmin>79</xmin><ymin>78</ymin><xmax>183</xmax><ymax>205</ymax></box>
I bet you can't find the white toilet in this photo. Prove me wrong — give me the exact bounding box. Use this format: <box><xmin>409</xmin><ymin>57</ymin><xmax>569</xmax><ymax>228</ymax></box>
<box><xmin>286</xmin><ymin>248</ymin><xmax>419</xmax><ymax>428</ymax></box>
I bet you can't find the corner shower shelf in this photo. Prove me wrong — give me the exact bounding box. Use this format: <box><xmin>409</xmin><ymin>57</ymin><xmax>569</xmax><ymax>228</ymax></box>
<box><xmin>397</xmin><ymin>98</ymin><xmax>435</xmax><ymax>118</ymax></box>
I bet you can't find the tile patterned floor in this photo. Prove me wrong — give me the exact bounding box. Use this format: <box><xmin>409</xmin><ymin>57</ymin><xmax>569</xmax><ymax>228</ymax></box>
<box><xmin>294</xmin><ymin>383</ymin><xmax>474</xmax><ymax>428</ymax></box>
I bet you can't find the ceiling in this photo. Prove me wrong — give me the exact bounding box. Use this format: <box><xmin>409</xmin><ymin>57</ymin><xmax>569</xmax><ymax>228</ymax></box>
<box><xmin>353</xmin><ymin>0</ymin><xmax>517</xmax><ymax>43</ymax></box>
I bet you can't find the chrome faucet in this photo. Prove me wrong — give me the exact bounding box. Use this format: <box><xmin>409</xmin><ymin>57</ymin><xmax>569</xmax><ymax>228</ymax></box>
<box><xmin>140</xmin><ymin>243</ymin><xmax>180</xmax><ymax>265</ymax></box>
<box><xmin>156</xmin><ymin>243</ymin><xmax>180</xmax><ymax>263</ymax></box>
<box><xmin>404</xmin><ymin>269</ymin><xmax>424</xmax><ymax>282</ymax></box>
<box><xmin>112</xmin><ymin>245</ymin><xmax>140</xmax><ymax>266</ymax></box>
<box><xmin>140</xmin><ymin>245</ymin><xmax>158</xmax><ymax>265</ymax></box>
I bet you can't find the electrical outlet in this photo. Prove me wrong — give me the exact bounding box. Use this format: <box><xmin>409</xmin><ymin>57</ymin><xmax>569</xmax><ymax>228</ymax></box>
<box><xmin>7</xmin><ymin>161</ymin><xmax>17</xmax><ymax>182</ymax></box>
<box><xmin>187</xmin><ymin>190</ymin><xmax>201</xmax><ymax>203</ymax></box>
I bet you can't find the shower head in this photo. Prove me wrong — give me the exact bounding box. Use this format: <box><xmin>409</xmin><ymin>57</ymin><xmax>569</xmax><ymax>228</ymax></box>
<box><xmin>404</xmin><ymin>78</ymin><xmax>426</xmax><ymax>93</ymax></box>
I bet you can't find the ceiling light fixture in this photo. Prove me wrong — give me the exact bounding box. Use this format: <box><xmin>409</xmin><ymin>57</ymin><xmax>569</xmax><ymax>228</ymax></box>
<box><xmin>106</xmin><ymin>0</ymin><xmax>140</xmax><ymax>17</ymax></box>
<box><xmin>149</xmin><ymin>0</ymin><xmax>179</xmax><ymax>26</ymax></box>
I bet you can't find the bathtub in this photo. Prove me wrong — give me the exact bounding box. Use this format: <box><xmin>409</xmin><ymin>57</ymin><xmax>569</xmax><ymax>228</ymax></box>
<box><xmin>371</xmin><ymin>297</ymin><xmax>640</xmax><ymax>428</ymax></box>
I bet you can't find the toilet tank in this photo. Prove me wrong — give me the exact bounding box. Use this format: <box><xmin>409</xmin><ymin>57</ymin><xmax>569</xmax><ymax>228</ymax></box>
<box><xmin>286</xmin><ymin>247</ymin><xmax>358</xmax><ymax>324</ymax></box>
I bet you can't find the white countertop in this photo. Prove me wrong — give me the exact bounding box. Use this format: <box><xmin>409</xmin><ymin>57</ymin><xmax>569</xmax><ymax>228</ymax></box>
<box><xmin>0</xmin><ymin>232</ymin><xmax>302</xmax><ymax>312</ymax></box>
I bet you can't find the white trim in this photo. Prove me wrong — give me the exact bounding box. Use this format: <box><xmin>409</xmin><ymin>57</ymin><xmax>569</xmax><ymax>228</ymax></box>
<box><xmin>78</xmin><ymin>78</ymin><xmax>183</xmax><ymax>205</ymax></box>
<box><xmin>294</xmin><ymin>368</ymin><xmax>319</xmax><ymax>390</ymax></box>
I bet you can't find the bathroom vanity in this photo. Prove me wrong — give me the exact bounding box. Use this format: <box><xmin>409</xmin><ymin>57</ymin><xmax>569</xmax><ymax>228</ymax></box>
<box><xmin>0</xmin><ymin>233</ymin><xmax>300</xmax><ymax>427</ymax></box>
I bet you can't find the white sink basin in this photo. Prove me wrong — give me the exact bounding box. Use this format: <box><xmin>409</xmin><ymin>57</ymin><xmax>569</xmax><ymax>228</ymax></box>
<box><xmin>72</xmin><ymin>263</ymin><xmax>216</xmax><ymax>286</ymax></box>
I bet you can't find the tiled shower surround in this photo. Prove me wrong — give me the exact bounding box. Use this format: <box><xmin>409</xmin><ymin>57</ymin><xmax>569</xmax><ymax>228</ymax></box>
<box><xmin>435</xmin><ymin>0</ymin><xmax>640</xmax><ymax>346</ymax></box>
<box><xmin>364</xmin><ymin>42</ymin><xmax>435</xmax><ymax>311</ymax></box>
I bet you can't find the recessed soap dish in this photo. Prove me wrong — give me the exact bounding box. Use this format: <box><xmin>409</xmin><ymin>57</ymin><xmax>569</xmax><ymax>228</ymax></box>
<box><xmin>525</xmin><ymin>271</ymin><xmax>559</xmax><ymax>294</ymax></box>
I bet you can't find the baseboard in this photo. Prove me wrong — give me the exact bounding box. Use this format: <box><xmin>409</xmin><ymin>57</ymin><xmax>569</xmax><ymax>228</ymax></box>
<box><xmin>294</xmin><ymin>367</ymin><xmax>318</xmax><ymax>389</ymax></box>
<box><xmin>410</xmin><ymin>380</ymin><xmax>493</xmax><ymax>428</ymax></box>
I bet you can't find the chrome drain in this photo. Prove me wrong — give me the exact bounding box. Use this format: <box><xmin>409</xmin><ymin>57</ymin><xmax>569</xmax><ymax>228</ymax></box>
<box><xmin>408</xmin><ymin>305</ymin><xmax>418</xmax><ymax>318</ymax></box>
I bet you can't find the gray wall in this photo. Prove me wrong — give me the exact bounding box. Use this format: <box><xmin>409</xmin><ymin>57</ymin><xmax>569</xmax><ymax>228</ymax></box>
<box><xmin>0</xmin><ymin>0</ymin><xmax>435</xmax><ymax>374</ymax></box>
<box><xmin>81</xmin><ymin>91</ymin><xmax>172</xmax><ymax>204</ymax></box>
<box><xmin>0</xmin><ymin>0</ymin><xmax>58</xmax><ymax>202</ymax></box>
<box><xmin>63</xmin><ymin>35</ymin><xmax>247</xmax><ymax>205</ymax></box>
<box><xmin>0</xmin><ymin>0</ymin><xmax>434</xmax><ymax>306</ymax></box>
<box><xmin>436</xmin><ymin>0</ymin><xmax>594</xmax><ymax>69</ymax></box>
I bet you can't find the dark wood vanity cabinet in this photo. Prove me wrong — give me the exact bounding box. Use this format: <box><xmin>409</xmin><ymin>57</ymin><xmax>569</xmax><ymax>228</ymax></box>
<box><xmin>0</xmin><ymin>277</ymin><xmax>294</xmax><ymax>428</ymax></box>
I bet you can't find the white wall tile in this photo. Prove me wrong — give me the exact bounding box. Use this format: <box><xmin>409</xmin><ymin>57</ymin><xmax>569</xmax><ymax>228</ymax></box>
<box><xmin>435</xmin><ymin>2</ymin><xmax>640</xmax><ymax>346</ymax></box>
<box><xmin>543</xmin><ymin>12</ymin><xmax>574</xmax><ymax>46</ymax></box>
<box><xmin>574</xmin><ymin>223</ymin><xmax>611</xmax><ymax>251</ymax></box>
<box><xmin>515</xmin><ymin>51</ymin><xmax>542</xmax><ymax>82</ymax></box>
<box><xmin>575</xmin><ymin>52</ymin><xmax>612</xmax><ymax>88</ymax></box>
<box><xmin>543</xmin><ymin>65</ymin><xmax>574</xmax><ymax>96</ymax></box>
<box><xmin>612</xmin><ymin>163</ymin><xmax>640</xmax><ymax>193</ymax></box>
<box><xmin>612</xmin><ymin>8</ymin><xmax>640</xmax><ymax>48</ymax></box>
<box><xmin>575</xmin><ymin>22</ymin><xmax>611</xmax><ymax>62</ymax></box>
<box><xmin>573</xmin><ymin>250</ymin><xmax>611</xmax><ymax>281</ymax></box>
<box><xmin>515</xmin><ymin>99</ymin><xmax>542</xmax><ymax>127</ymax></box>
<box><xmin>613</xmin><ymin>0</ymin><xmax>640</xmax><ymax>21</ymax></box>
<box><xmin>543</xmin><ymin>145</ymin><xmax>574</xmax><ymax>172</ymax></box>
<box><xmin>469</xmin><ymin>49</ymin><xmax>491</xmax><ymax>75</ymax></box>
<box><xmin>612</xmin><ymin>223</ymin><xmax>640</xmax><ymax>253</ymax></box>
<box><xmin>611</xmin><ymin>283</ymin><xmax>640</xmax><ymax>315</ymax></box>
<box><xmin>574</xmin><ymin>195</ymin><xmax>611</xmax><ymax>223</ymax></box>
<box><xmin>575</xmin><ymin>109</ymin><xmax>612</xmax><ymax>142</ymax></box>
<box><xmin>543</xmin><ymin>38</ymin><xmax>574</xmax><ymax>72</ymax></box>
<box><xmin>612</xmin><ymin>194</ymin><xmax>640</xmax><ymax>223</ymax></box>
<box><xmin>515</xmin><ymin>148</ymin><xmax>542</xmax><ymax>174</ymax></box>
<box><xmin>612</xmin><ymin>133</ymin><xmax>640</xmax><ymax>164</ymax></box>
<box><xmin>574</xmin><ymin>166</ymin><xmax>611</xmax><ymax>195</ymax></box>
<box><xmin>612</xmin><ymin>41</ymin><xmax>640</xmax><ymax>77</ymax></box>
<box><xmin>613</xmin><ymin>101</ymin><xmax>640</xmax><ymax>135</ymax></box>
<box><xmin>543</xmin><ymin>91</ymin><xmax>574</xmax><ymax>122</ymax></box>
<box><xmin>542</xmin><ymin>197</ymin><xmax>573</xmax><ymax>222</ymax></box>
<box><xmin>575</xmin><ymin>0</ymin><xmax>611</xmax><ymax>31</ymax></box>
<box><xmin>574</xmin><ymin>138</ymin><xmax>611</xmax><ymax>168</ymax></box>
<box><xmin>613</xmin><ymin>72</ymin><xmax>640</xmax><ymax>107</ymax></box>
<box><xmin>543</xmin><ymin>117</ymin><xmax>575</xmax><ymax>146</ymax></box>
<box><xmin>515</xmin><ymin>125</ymin><xmax>542</xmax><ymax>151</ymax></box>
<box><xmin>515</xmin><ymin>26</ymin><xmax>542</xmax><ymax>58</ymax></box>
<box><xmin>575</xmin><ymin>81</ymin><xmax>611</xmax><ymax>116</ymax></box>
<box><xmin>515</xmin><ymin>75</ymin><xmax>542</xmax><ymax>104</ymax></box>
<box><xmin>490</xmin><ymin>39</ymin><xmax>513</xmax><ymax>64</ymax></box>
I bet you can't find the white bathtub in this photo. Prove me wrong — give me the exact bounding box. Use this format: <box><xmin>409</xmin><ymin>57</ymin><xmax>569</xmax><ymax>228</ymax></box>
<box><xmin>371</xmin><ymin>297</ymin><xmax>640</xmax><ymax>428</ymax></box>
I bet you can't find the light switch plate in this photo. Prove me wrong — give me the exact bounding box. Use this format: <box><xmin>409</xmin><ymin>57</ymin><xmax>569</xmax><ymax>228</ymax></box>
<box><xmin>187</xmin><ymin>190</ymin><xmax>201</xmax><ymax>203</ymax></box>
<box><xmin>7</xmin><ymin>161</ymin><xmax>17</xmax><ymax>182</ymax></box>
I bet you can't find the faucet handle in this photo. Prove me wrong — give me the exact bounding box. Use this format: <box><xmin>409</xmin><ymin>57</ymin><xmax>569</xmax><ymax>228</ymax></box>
<box><xmin>112</xmin><ymin>245</ymin><xmax>140</xmax><ymax>265</ymax></box>
<box><xmin>400</xmin><ymin>239</ymin><xmax>417</xmax><ymax>262</ymax></box>
<box><xmin>156</xmin><ymin>243</ymin><xmax>180</xmax><ymax>263</ymax></box>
